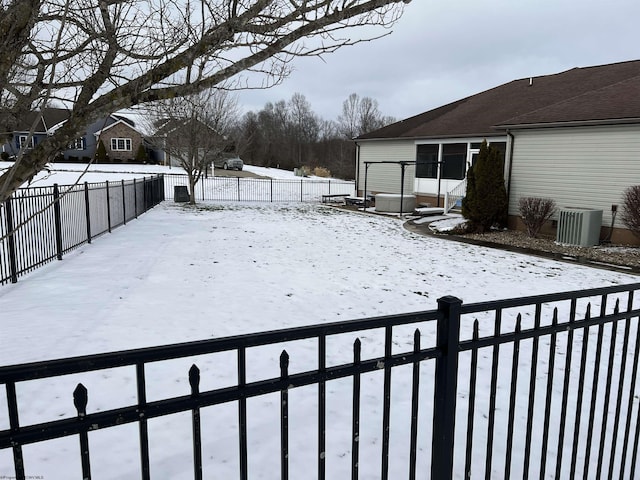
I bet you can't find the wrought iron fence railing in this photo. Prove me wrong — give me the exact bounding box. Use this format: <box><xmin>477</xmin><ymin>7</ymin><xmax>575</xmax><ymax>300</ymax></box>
<box><xmin>162</xmin><ymin>174</ymin><xmax>355</xmax><ymax>203</ymax></box>
<box><xmin>2</xmin><ymin>282</ymin><xmax>640</xmax><ymax>479</ymax></box>
<box><xmin>0</xmin><ymin>175</ymin><xmax>164</xmax><ymax>285</ymax></box>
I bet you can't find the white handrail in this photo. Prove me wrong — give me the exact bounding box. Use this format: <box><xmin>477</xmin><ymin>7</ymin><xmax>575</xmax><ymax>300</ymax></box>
<box><xmin>444</xmin><ymin>178</ymin><xmax>466</xmax><ymax>214</ymax></box>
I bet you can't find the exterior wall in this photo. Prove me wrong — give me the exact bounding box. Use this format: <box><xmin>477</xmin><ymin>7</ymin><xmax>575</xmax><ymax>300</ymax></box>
<box><xmin>101</xmin><ymin>122</ymin><xmax>144</xmax><ymax>163</ymax></box>
<box><xmin>356</xmin><ymin>140</ymin><xmax>415</xmax><ymax>195</ymax></box>
<box><xmin>356</xmin><ymin>136</ymin><xmax>507</xmax><ymax>201</ymax></box>
<box><xmin>508</xmin><ymin>124</ymin><xmax>640</xmax><ymax>242</ymax></box>
<box><xmin>62</xmin><ymin>116</ymin><xmax>119</xmax><ymax>161</ymax></box>
<box><xmin>2</xmin><ymin>132</ymin><xmax>47</xmax><ymax>158</ymax></box>
<box><xmin>416</xmin><ymin>194</ymin><xmax>440</xmax><ymax>207</ymax></box>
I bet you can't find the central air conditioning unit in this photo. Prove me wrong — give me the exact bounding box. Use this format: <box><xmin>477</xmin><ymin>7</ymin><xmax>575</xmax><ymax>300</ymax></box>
<box><xmin>556</xmin><ymin>208</ymin><xmax>603</xmax><ymax>247</ymax></box>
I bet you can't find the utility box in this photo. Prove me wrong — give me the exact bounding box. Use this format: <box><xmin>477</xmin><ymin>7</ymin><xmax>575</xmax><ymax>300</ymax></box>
<box><xmin>174</xmin><ymin>185</ymin><xmax>190</xmax><ymax>203</ymax></box>
<box><xmin>556</xmin><ymin>208</ymin><xmax>603</xmax><ymax>246</ymax></box>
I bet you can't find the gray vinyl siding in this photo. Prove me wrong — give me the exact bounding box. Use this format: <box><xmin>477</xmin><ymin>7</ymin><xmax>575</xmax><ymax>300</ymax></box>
<box><xmin>357</xmin><ymin>140</ymin><xmax>415</xmax><ymax>194</ymax></box>
<box><xmin>509</xmin><ymin>124</ymin><xmax>640</xmax><ymax>228</ymax></box>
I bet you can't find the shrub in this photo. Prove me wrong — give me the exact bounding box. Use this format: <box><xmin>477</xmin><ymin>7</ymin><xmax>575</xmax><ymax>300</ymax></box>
<box><xmin>135</xmin><ymin>144</ymin><xmax>148</xmax><ymax>163</ymax></box>
<box><xmin>621</xmin><ymin>185</ymin><xmax>640</xmax><ymax>238</ymax></box>
<box><xmin>94</xmin><ymin>139</ymin><xmax>108</xmax><ymax>163</ymax></box>
<box><xmin>313</xmin><ymin>166</ymin><xmax>331</xmax><ymax>177</ymax></box>
<box><xmin>461</xmin><ymin>140</ymin><xmax>508</xmax><ymax>233</ymax></box>
<box><xmin>0</xmin><ymin>152</ymin><xmax>9</xmax><ymax>161</ymax></box>
<box><xmin>518</xmin><ymin>197</ymin><xmax>556</xmax><ymax>238</ymax></box>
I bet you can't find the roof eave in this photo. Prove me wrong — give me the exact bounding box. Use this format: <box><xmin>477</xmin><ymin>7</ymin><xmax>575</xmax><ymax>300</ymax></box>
<box><xmin>495</xmin><ymin>117</ymin><xmax>640</xmax><ymax>130</ymax></box>
<box><xmin>355</xmin><ymin>131</ymin><xmax>506</xmax><ymax>142</ymax></box>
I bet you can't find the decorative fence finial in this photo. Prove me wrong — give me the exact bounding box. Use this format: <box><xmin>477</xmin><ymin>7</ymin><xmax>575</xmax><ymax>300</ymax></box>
<box><xmin>74</xmin><ymin>383</ymin><xmax>88</xmax><ymax>418</ymax></box>
<box><xmin>189</xmin><ymin>364</ymin><xmax>200</xmax><ymax>396</ymax></box>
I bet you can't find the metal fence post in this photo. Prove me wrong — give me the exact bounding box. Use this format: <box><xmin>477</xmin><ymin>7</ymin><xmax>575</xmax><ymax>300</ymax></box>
<box><xmin>4</xmin><ymin>198</ymin><xmax>18</xmax><ymax>283</ymax></box>
<box><xmin>142</xmin><ymin>177</ymin><xmax>147</xmax><ymax>211</ymax></box>
<box><xmin>84</xmin><ymin>182</ymin><xmax>92</xmax><ymax>244</ymax></box>
<box><xmin>133</xmin><ymin>179</ymin><xmax>138</xmax><ymax>218</ymax></box>
<box><xmin>431</xmin><ymin>295</ymin><xmax>462</xmax><ymax>480</ymax></box>
<box><xmin>120</xmin><ymin>179</ymin><xmax>127</xmax><ymax>225</ymax></box>
<box><xmin>53</xmin><ymin>184</ymin><xmax>63</xmax><ymax>260</ymax></box>
<box><xmin>122</xmin><ymin>180</ymin><xmax>126</xmax><ymax>225</ymax></box>
<box><xmin>105</xmin><ymin>181</ymin><xmax>112</xmax><ymax>233</ymax></box>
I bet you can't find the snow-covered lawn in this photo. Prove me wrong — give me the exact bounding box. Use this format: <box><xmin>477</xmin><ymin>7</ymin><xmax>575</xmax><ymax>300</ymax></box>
<box><xmin>0</xmin><ymin>202</ymin><xmax>637</xmax><ymax>479</ymax></box>
<box><xmin>0</xmin><ymin>161</ymin><xmax>339</xmax><ymax>187</ymax></box>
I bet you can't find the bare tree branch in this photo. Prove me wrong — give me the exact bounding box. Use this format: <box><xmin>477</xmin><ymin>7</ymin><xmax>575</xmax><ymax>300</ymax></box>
<box><xmin>0</xmin><ymin>0</ymin><xmax>411</xmax><ymax>203</ymax></box>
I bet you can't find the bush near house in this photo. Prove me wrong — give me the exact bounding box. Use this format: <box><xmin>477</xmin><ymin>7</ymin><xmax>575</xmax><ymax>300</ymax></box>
<box><xmin>622</xmin><ymin>185</ymin><xmax>640</xmax><ymax>239</ymax></box>
<box><xmin>135</xmin><ymin>144</ymin><xmax>149</xmax><ymax>163</ymax></box>
<box><xmin>94</xmin><ymin>140</ymin><xmax>109</xmax><ymax>163</ymax></box>
<box><xmin>461</xmin><ymin>140</ymin><xmax>508</xmax><ymax>233</ymax></box>
<box><xmin>518</xmin><ymin>197</ymin><xmax>556</xmax><ymax>238</ymax></box>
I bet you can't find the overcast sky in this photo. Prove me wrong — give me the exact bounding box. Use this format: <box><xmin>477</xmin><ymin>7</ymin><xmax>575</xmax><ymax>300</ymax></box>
<box><xmin>236</xmin><ymin>0</ymin><xmax>640</xmax><ymax>123</ymax></box>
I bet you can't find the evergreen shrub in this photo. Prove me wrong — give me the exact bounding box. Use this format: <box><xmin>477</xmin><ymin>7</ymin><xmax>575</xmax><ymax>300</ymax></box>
<box><xmin>461</xmin><ymin>140</ymin><xmax>508</xmax><ymax>233</ymax></box>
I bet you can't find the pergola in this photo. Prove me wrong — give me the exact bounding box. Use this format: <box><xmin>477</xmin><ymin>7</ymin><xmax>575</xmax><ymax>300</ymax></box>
<box><xmin>362</xmin><ymin>160</ymin><xmax>443</xmax><ymax>217</ymax></box>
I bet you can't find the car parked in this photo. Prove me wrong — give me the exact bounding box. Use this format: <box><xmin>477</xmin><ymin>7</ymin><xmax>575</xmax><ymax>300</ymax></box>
<box><xmin>213</xmin><ymin>156</ymin><xmax>243</xmax><ymax>171</ymax></box>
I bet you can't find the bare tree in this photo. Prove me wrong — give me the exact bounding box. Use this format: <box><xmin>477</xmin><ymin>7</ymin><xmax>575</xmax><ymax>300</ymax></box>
<box><xmin>148</xmin><ymin>89</ymin><xmax>239</xmax><ymax>204</ymax></box>
<box><xmin>0</xmin><ymin>0</ymin><xmax>411</xmax><ymax>203</ymax></box>
<box><xmin>338</xmin><ymin>93</ymin><xmax>361</xmax><ymax>139</ymax></box>
<box><xmin>338</xmin><ymin>92</ymin><xmax>397</xmax><ymax>138</ymax></box>
<box><xmin>289</xmin><ymin>92</ymin><xmax>318</xmax><ymax>167</ymax></box>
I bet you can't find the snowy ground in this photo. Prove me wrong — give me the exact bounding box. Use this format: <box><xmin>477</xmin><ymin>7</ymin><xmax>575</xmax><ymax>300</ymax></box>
<box><xmin>0</xmin><ymin>202</ymin><xmax>638</xmax><ymax>479</ymax></box>
<box><xmin>0</xmin><ymin>161</ymin><xmax>329</xmax><ymax>188</ymax></box>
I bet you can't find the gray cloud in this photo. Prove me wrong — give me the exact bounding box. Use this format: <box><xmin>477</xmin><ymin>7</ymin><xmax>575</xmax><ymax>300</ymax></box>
<box><xmin>237</xmin><ymin>0</ymin><xmax>640</xmax><ymax>122</ymax></box>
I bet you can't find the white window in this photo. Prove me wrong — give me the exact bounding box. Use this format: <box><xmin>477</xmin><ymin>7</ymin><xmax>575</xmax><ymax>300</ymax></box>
<box><xmin>68</xmin><ymin>138</ymin><xmax>86</xmax><ymax>150</ymax></box>
<box><xmin>110</xmin><ymin>138</ymin><xmax>132</xmax><ymax>151</ymax></box>
<box><xmin>19</xmin><ymin>135</ymin><xmax>34</xmax><ymax>149</ymax></box>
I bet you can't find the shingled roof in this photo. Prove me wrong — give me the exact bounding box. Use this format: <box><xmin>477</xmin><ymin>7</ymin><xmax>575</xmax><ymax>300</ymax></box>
<box><xmin>15</xmin><ymin>107</ymin><xmax>70</xmax><ymax>132</ymax></box>
<box><xmin>358</xmin><ymin>59</ymin><xmax>640</xmax><ymax>140</ymax></box>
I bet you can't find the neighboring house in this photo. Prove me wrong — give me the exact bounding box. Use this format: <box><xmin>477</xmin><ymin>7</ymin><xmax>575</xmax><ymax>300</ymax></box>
<box><xmin>93</xmin><ymin>117</ymin><xmax>147</xmax><ymax>163</ymax></box>
<box><xmin>1</xmin><ymin>108</ymin><xmax>69</xmax><ymax>159</ymax></box>
<box><xmin>356</xmin><ymin>59</ymin><xmax>640</xmax><ymax>244</ymax></box>
<box><xmin>1</xmin><ymin>108</ymin><xmax>147</xmax><ymax>163</ymax></box>
<box><xmin>149</xmin><ymin>118</ymin><xmax>233</xmax><ymax>167</ymax></box>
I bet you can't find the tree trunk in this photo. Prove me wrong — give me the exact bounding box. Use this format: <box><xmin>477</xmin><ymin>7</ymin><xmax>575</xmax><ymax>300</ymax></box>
<box><xmin>189</xmin><ymin>175</ymin><xmax>197</xmax><ymax>205</ymax></box>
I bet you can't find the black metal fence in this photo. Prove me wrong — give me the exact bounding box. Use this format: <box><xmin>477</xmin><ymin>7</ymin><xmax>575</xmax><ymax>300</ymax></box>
<box><xmin>2</xmin><ymin>282</ymin><xmax>640</xmax><ymax>479</ymax></box>
<box><xmin>0</xmin><ymin>175</ymin><xmax>164</xmax><ymax>285</ymax></box>
<box><xmin>163</xmin><ymin>173</ymin><xmax>355</xmax><ymax>203</ymax></box>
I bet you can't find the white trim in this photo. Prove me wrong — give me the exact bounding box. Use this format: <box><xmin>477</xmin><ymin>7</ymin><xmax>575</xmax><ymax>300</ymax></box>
<box><xmin>94</xmin><ymin>118</ymin><xmax>145</xmax><ymax>137</ymax></box>
<box><xmin>110</xmin><ymin>137</ymin><xmax>132</xmax><ymax>151</ymax></box>
<box><xmin>19</xmin><ymin>135</ymin><xmax>34</xmax><ymax>149</ymax></box>
<box><xmin>414</xmin><ymin>136</ymin><xmax>508</xmax><ymax>145</ymax></box>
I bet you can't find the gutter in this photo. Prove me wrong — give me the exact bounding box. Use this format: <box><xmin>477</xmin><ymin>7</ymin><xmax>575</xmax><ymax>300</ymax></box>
<box><xmin>496</xmin><ymin>117</ymin><xmax>640</xmax><ymax>130</ymax></box>
<box><xmin>506</xmin><ymin>130</ymin><xmax>515</xmax><ymax>205</ymax></box>
<box><xmin>357</xmin><ymin>133</ymin><xmax>505</xmax><ymax>142</ymax></box>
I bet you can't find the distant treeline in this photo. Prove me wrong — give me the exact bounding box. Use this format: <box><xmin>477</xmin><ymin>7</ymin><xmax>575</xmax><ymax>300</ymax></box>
<box><xmin>233</xmin><ymin>93</ymin><xmax>395</xmax><ymax>180</ymax></box>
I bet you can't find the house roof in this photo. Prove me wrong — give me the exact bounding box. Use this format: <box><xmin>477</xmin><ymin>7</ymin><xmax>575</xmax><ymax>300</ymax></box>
<box><xmin>358</xmin><ymin>59</ymin><xmax>640</xmax><ymax>140</ymax></box>
<box><xmin>94</xmin><ymin>118</ymin><xmax>145</xmax><ymax>137</ymax></box>
<box><xmin>152</xmin><ymin>117</ymin><xmax>218</xmax><ymax>137</ymax></box>
<box><xmin>15</xmin><ymin>107</ymin><xmax>70</xmax><ymax>133</ymax></box>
